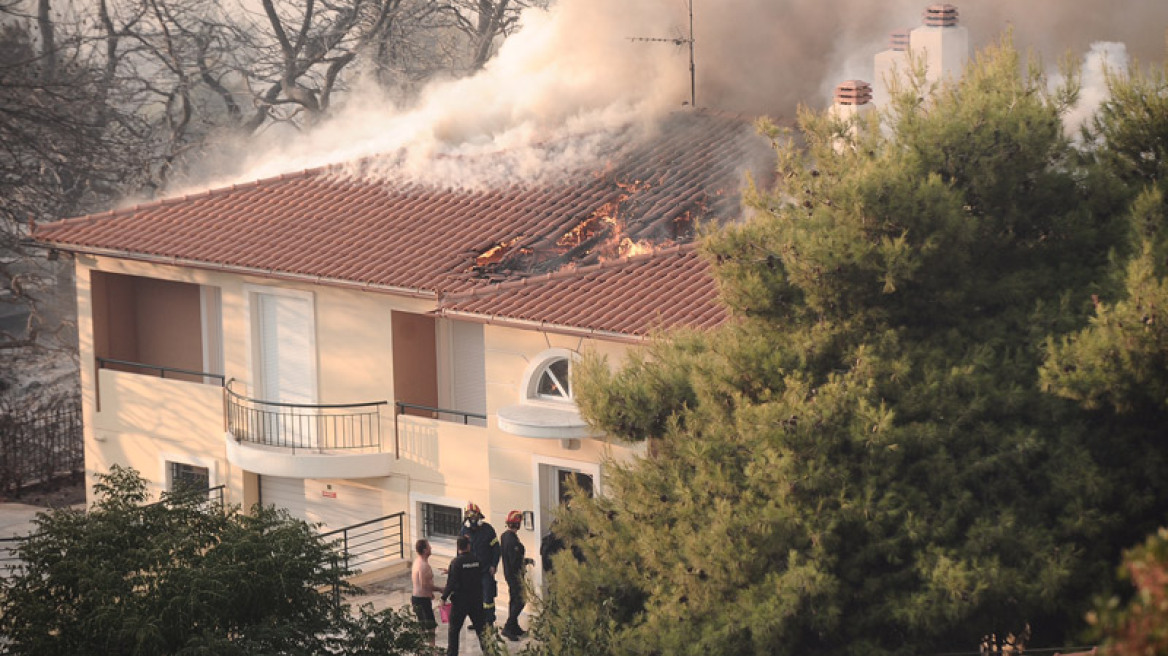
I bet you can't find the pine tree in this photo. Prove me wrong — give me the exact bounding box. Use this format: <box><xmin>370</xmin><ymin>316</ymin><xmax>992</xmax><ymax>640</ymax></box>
<box><xmin>530</xmin><ymin>38</ymin><xmax>1155</xmax><ymax>656</ymax></box>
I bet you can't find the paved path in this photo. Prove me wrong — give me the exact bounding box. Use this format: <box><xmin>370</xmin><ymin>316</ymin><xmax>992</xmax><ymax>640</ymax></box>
<box><xmin>0</xmin><ymin>504</ymin><xmax>47</xmax><ymax>539</ymax></box>
<box><xmin>349</xmin><ymin>567</ymin><xmax>535</xmax><ymax>656</ymax></box>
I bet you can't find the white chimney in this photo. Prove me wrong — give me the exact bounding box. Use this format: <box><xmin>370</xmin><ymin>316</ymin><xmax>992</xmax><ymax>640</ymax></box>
<box><xmin>829</xmin><ymin>80</ymin><xmax>874</xmax><ymax>122</ymax></box>
<box><xmin>873</xmin><ymin>29</ymin><xmax>910</xmax><ymax>108</ymax></box>
<box><xmin>908</xmin><ymin>4</ymin><xmax>969</xmax><ymax>88</ymax></box>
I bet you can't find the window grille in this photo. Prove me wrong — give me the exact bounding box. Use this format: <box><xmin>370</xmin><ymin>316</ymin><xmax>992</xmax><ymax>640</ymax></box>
<box><xmin>422</xmin><ymin>502</ymin><xmax>461</xmax><ymax>540</ymax></box>
<box><xmin>169</xmin><ymin>462</ymin><xmax>209</xmax><ymax>493</ymax></box>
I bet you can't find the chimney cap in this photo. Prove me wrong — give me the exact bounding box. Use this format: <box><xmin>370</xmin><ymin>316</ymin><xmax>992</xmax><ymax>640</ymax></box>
<box><xmin>834</xmin><ymin>80</ymin><xmax>873</xmax><ymax>105</ymax></box>
<box><xmin>922</xmin><ymin>3</ymin><xmax>959</xmax><ymax>27</ymax></box>
<box><xmin>889</xmin><ymin>29</ymin><xmax>911</xmax><ymax>51</ymax></box>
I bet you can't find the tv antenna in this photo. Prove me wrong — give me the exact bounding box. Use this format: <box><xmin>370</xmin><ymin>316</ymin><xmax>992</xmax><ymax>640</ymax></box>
<box><xmin>628</xmin><ymin>0</ymin><xmax>696</xmax><ymax>108</ymax></box>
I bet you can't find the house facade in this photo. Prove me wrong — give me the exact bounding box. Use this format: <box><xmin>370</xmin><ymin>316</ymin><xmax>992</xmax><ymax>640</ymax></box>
<box><xmin>32</xmin><ymin>110</ymin><xmax>773</xmax><ymax>578</ymax></box>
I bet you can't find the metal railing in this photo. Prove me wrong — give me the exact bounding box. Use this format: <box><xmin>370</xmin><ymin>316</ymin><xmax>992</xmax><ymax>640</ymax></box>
<box><xmin>322</xmin><ymin>511</ymin><xmax>406</xmax><ymax>606</ymax></box>
<box><xmin>395</xmin><ymin>401</ymin><xmax>487</xmax><ymax>426</ymax></box>
<box><xmin>96</xmin><ymin>357</ymin><xmax>225</xmax><ymax>411</ymax></box>
<box><xmin>0</xmin><ymin>399</ymin><xmax>82</xmax><ymax>496</ymax></box>
<box><xmin>148</xmin><ymin>484</ymin><xmax>226</xmax><ymax>511</ymax></box>
<box><xmin>225</xmin><ymin>379</ymin><xmax>387</xmax><ymax>452</ymax></box>
<box><xmin>321</xmin><ymin>511</ymin><xmax>406</xmax><ymax>574</ymax></box>
<box><xmin>0</xmin><ymin>536</ymin><xmax>24</xmax><ymax>577</ymax></box>
<box><xmin>97</xmin><ymin>357</ymin><xmax>226</xmax><ymax>386</ymax></box>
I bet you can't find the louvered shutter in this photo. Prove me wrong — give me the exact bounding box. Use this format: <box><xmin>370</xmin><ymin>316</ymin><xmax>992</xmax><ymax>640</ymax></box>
<box><xmin>450</xmin><ymin>321</ymin><xmax>486</xmax><ymax>425</ymax></box>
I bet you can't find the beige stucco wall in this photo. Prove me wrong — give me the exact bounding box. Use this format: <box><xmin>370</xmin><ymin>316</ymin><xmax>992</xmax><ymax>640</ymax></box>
<box><xmin>73</xmin><ymin>253</ymin><xmax>643</xmax><ymax>576</ymax></box>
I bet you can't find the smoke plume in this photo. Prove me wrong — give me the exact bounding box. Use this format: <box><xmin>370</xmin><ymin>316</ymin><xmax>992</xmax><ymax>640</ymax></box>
<box><xmin>189</xmin><ymin>0</ymin><xmax>1168</xmax><ymax>191</ymax></box>
<box><xmin>1061</xmin><ymin>42</ymin><xmax>1130</xmax><ymax>137</ymax></box>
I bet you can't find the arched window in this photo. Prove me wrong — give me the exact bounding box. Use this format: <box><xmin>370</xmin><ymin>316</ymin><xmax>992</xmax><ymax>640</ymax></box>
<box><xmin>498</xmin><ymin>349</ymin><xmax>589</xmax><ymax>440</ymax></box>
<box><xmin>533</xmin><ymin>356</ymin><xmax>571</xmax><ymax>401</ymax></box>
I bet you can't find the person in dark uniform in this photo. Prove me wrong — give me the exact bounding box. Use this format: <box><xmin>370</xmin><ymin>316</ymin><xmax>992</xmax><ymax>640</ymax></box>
<box><xmin>440</xmin><ymin>536</ymin><xmax>485</xmax><ymax>656</ymax></box>
<box><xmin>500</xmin><ymin>510</ymin><xmax>533</xmax><ymax>641</ymax></box>
<box><xmin>459</xmin><ymin>502</ymin><xmax>501</xmax><ymax>624</ymax></box>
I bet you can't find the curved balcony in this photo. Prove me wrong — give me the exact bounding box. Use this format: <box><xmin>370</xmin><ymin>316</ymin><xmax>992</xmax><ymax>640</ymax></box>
<box><xmin>224</xmin><ymin>379</ymin><xmax>394</xmax><ymax>479</ymax></box>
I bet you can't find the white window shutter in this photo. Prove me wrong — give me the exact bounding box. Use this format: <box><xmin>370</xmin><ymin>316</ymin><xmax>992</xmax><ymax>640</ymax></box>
<box><xmin>450</xmin><ymin>321</ymin><xmax>486</xmax><ymax>418</ymax></box>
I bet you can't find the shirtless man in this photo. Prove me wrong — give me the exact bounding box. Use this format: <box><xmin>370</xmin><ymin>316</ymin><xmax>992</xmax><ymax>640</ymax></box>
<box><xmin>411</xmin><ymin>539</ymin><xmax>441</xmax><ymax>648</ymax></box>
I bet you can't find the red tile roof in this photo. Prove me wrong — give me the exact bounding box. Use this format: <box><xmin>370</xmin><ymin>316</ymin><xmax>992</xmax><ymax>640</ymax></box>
<box><xmin>34</xmin><ymin>111</ymin><xmax>772</xmax><ymax>335</ymax></box>
<box><xmin>440</xmin><ymin>245</ymin><xmax>724</xmax><ymax>338</ymax></box>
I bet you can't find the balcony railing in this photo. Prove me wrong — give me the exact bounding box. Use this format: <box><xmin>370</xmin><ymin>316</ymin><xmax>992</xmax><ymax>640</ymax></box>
<box><xmin>394</xmin><ymin>401</ymin><xmax>486</xmax><ymax>426</ymax></box>
<box><xmin>96</xmin><ymin>357</ymin><xmax>226</xmax><ymax>412</ymax></box>
<box><xmin>225</xmin><ymin>379</ymin><xmax>387</xmax><ymax>453</ymax></box>
<box><xmin>97</xmin><ymin>357</ymin><xmax>225</xmax><ymax>386</ymax></box>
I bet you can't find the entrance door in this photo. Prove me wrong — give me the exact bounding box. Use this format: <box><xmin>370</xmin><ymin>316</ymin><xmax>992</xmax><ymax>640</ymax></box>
<box><xmin>254</xmin><ymin>290</ymin><xmax>316</xmax><ymax>447</ymax></box>
<box><xmin>535</xmin><ymin>460</ymin><xmax>596</xmax><ymax>585</ymax></box>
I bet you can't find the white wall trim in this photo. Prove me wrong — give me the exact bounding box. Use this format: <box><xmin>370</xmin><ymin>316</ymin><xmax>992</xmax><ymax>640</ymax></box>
<box><xmin>436</xmin><ymin>318</ymin><xmax>453</xmax><ymax>410</ymax></box>
<box><xmin>529</xmin><ymin>454</ymin><xmax>601</xmax><ymax>588</ymax></box>
<box><xmin>158</xmin><ymin>451</ymin><xmax>220</xmax><ymax>492</ymax></box>
<box><xmin>409</xmin><ymin>491</ymin><xmax>467</xmax><ymax>558</ymax></box>
<box><xmin>200</xmin><ymin>286</ymin><xmax>224</xmax><ymax>381</ymax></box>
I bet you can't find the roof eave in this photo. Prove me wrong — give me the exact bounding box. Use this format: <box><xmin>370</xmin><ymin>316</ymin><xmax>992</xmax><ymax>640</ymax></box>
<box><xmin>436</xmin><ymin>308</ymin><xmax>647</xmax><ymax>344</ymax></box>
<box><xmin>40</xmin><ymin>241</ymin><xmax>440</xmax><ymax>300</ymax></box>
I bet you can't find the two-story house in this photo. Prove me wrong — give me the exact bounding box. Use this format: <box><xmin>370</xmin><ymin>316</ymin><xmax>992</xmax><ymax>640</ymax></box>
<box><xmin>30</xmin><ymin>110</ymin><xmax>773</xmax><ymax>579</ymax></box>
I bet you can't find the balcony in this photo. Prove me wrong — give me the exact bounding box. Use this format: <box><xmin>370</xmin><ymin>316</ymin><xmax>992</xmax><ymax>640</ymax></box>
<box><xmin>224</xmin><ymin>380</ymin><xmax>394</xmax><ymax>479</ymax></box>
<box><xmin>94</xmin><ymin>358</ymin><xmax>225</xmax><ymax>449</ymax></box>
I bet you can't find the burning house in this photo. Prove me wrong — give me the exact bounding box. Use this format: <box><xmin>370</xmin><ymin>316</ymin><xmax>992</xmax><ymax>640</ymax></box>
<box><xmin>30</xmin><ymin>109</ymin><xmax>773</xmax><ymax>584</ymax></box>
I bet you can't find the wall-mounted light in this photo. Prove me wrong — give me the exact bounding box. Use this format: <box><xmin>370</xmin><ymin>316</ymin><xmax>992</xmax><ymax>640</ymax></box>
<box><xmin>522</xmin><ymin>510</ymin><xmax>534</xmax><ymax>531</ymax></box>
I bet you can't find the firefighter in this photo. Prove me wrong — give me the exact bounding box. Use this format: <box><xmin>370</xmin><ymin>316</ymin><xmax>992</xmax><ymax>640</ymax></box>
<box><xmin>440</xmin><ymin>536</ymin><xmax>485</xmax><ymax>656</ymax></box>
<box><xmin>500</xmin><ymin>509</ymin><xmax>533</xmax><ymax>641</ymax></box>
<box><xmin>458</xmin><ymin>501</ymin><xmax>501</xmax><ymax>624</ymax></box>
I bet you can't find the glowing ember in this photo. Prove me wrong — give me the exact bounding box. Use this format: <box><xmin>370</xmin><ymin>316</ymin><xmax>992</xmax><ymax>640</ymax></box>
<box><xmin>618</xmin><ymin>238</ymin><xmax>654</xmax><ymax>257</ymax></box>
<box><xmin>475</xmin><ymin>237</ymin><xmax>521</xmax><ymax>266</ymax></box>
<box><xmin>556</xmin><ymin>206</ymin><xmax>618</xmax><ymax>250</ymax></box>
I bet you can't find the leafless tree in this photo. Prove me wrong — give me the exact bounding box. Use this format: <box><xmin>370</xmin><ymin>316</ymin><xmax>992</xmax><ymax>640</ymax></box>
<box><xmin>0</xmin><ymin>0</ymin><xmax>541</xmax><ymax>359</ymax></box>
<box><xmin>0</xmin><ymin>2</ymin><xmax>151</xmax><ymax>356</ymax></box>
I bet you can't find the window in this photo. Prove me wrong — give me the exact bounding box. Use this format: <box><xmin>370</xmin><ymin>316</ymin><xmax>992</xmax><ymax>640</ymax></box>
<box><xmin>169</xmin><ymin>462</ymin><xmax>209</xmax><ymax>493</ymax></box>
<box><xmin>422</xmin><ymin>502</ymin><xmax>462</xmax><ymax>541</ymax></box>
<box><xmin>534</xmin><ymin>357</ymin><xmax>571</xmax><ymax>401</ymax></box>
<box><xmin>499</xmin><ymin>349</ymin><xmax>588</xmax><ymax>439</ymax></box>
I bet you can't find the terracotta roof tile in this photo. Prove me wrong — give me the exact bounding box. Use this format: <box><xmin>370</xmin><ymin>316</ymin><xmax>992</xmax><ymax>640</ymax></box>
<box><xmin>35</xmin><ymin>111</ymin><xmax>772</xmax><ymax>334</ymax></box>
<box><xmin>440</xmin><ymin>246</ymin><xmax>726</xmax><ymax>338</ymax></box>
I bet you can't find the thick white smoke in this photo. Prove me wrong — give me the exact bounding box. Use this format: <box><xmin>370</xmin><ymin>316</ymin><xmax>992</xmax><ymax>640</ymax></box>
<box><xmin>198</xmin><ymin>0</ymin><xmax>689</xmax><ymax>190</ymax></box>
<box><xmin>186</xmin><ymin>0</ymin><xmax>1168</xmax><ymax>192</ymax></box>
<box><xmin>1061</xmin><ymin>42</ymin><xmax>1130</xmax><ymax>137</ymax></box>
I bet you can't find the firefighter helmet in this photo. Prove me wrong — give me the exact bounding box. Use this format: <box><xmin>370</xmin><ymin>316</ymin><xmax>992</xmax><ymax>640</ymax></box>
<box><xmin>465</xmin><ymin>502</ymin><xmax>482</xmax><ymax>520</ymax></box>
<box><xmin>506</xmin><ymin>510</ymin><xmax>523</xmax><ymax>527</ymax></box>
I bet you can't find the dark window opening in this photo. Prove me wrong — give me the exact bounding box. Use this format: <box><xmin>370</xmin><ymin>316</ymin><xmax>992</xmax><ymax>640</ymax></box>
<box><xmin>558</xmin><ymin>470</ymin><xmax>593</xmax><ymax>505</ymax></box>
<box><xmin>170</xmin><ymin>462</ymin><xmax>210</xmax><ymax>493</ymax></box>
<box><xmin>422</xmin><ymin>502</ymin><xmax>462</xmax><ymax>540</ymax></box>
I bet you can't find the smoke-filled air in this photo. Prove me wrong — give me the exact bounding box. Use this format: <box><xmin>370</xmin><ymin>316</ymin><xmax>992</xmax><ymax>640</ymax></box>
<box><xmin>194</xmin><ymin>0</ymin><xmax>1168</xmax><ymax>192</ymax></box>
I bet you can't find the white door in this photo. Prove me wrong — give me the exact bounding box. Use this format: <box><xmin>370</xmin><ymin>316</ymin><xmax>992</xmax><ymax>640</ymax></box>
<box><xmin>255</xmin><ymin>291</ymin><xmax>316</xmax><ymax>447</ymax></box>
<box><xmin>260</xmin><ymin>477</ymin><xmax>389</xmax><ymax>532</ymax></box>
<box><xmin>260</xmin><ymin>477</ymin><xmax>397</xmax><ymax>571</ymax></box>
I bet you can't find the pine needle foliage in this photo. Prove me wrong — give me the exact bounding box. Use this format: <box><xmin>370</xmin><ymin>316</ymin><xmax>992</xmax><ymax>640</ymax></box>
<box><xmin>533</xmin><ymin>37</ymin><xmax>1168</xmax><ymax>656</ymax></box>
